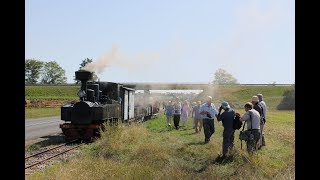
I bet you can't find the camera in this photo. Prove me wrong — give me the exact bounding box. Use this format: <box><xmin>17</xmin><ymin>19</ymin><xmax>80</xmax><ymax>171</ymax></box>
<box><xmin>249</xmin><ymin>133</ymin><xmax>254</xmax><ymax>141</ymax></box>
<box><xmin>207</xmin><ymin>113</ymin><xmax>212</xmax><ymax>118</ymax></box>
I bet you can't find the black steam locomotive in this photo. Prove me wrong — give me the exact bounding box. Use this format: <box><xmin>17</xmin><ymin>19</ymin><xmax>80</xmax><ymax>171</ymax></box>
<box><xmin>60</xmin><ymin>70</ymin><xmax>158</xmax><ymax>141</ymax></box>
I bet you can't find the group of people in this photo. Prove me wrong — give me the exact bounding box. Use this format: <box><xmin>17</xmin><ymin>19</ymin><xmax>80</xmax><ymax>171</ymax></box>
<box><xmin>164</xmin><ymin>94</ymin><xmax>268</xmax><ymax>157</ymax></box>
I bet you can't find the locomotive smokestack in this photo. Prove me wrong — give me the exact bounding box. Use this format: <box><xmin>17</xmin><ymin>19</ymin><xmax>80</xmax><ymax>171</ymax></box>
<box><xmin>75</xmin><ymin>70</ymin><xmax>93</xmax><ymax>92</ymax></box>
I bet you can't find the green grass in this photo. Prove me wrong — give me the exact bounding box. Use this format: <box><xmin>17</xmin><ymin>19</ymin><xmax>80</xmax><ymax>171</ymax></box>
<box><xmin>25</xmin><ymin>86</ymin><xmax>79</xmax><ymax>99</ymax></box>
<box><xmin>195</xmin><ymin>85</ymin><xmax>294</xmax><ymax>109</ymax></box>
<box><xmin>28</xmin><ymin>110</ymin><xmax>294</xmax><ymax>180</ymax></box>
<box><xmin>25</xmin><ymin>107</ymin><xmax>60</xmax><ymax>119</ymax></box>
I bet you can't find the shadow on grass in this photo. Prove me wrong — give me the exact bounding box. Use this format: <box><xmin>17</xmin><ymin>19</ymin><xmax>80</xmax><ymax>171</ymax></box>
<box><xmin>195</xmin><ymin>159</ymin><xmax>215</xmax><ymax>173</ymax></box>
<box><xmin>195</xmin><ymin>155</ymin><xmax>236</xmax><ymax>173</ymax></box>
<box><xmin>213</xmin><ymin>154</ymin><xmax>236</xmax><ymax>165</ymax></box>
<box><xmin>179</xmin><ymin>126</ymin><xmax>194</xmax><ymax>130</ymax></box>
<box><xmin>180</xmin><ymin>132</ymin><xmax>198</xmax><ymax>136</ymax></box>
<box><xmin>26</xmin><ymin>134</ymin><xmax>65</xmax><ymax>152</ymax></box>
<box><xmin>187</xmin><ymin>141</ymin><xmax>204</xmax><ymax>146</ymax></box>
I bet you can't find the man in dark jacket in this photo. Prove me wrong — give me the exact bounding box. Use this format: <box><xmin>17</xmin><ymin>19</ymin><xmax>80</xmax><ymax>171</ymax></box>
<box><xmin>216</xmin><ymin>101</ymin><xmax>235</xmax><ymax>158</ymax></box>
<box><xmin>257</xmin><ymin>93</ymin><xmax>267</xmax><ymax>147</ymax></box>
<box><xmin>251</xmin><ymin>96</ymin><xmax>263</xmax><ymax>149</ymax></box>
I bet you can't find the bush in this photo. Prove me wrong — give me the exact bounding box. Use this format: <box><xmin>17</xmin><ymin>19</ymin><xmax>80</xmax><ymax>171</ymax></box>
<box><xmin>277</xmin><ymin>89</ymin><xmax>295</xmax><ymax>110</ymax></box>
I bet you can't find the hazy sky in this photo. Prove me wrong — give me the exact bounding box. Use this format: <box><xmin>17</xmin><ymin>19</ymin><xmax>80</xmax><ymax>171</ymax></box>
<box><xmin>25</xmin><ymin>0</ymin><xmax>294</xmax><ymax>84</ymax></box>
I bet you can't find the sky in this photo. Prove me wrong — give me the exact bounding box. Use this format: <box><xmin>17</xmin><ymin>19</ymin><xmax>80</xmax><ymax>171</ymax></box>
<box><xmin>25</xmin><ymin>0</ymin><xmax>294</xmax><ymax>84</ymax></box>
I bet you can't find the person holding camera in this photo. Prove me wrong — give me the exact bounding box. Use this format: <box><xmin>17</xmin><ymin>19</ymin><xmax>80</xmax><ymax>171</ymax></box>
<box><xmin>216</xmin><ymin>101</ymin><xmax>235</xmax><ymax>158</ymax></box>
<box><xmin>199</xmin><ymin>96</ymin><xmax>217</xmax><ymax>144</ymax></box>
<box><xmin>240</xmin><ymin>102</ymin><xmax>261</xmax><ymax>154</ymax></box>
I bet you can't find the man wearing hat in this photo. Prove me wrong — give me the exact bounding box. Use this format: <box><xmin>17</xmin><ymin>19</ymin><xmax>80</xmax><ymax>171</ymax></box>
<box><xmin>257</xmin><ymin>94</ymin><xmax>267</xmax><ymax>146</ymax></box>
<box><xmin>251</xmin><ymin>95</ymin><xmax>263</xmax><ymax>149</ymax></box>
<box><xmin>216</xmin><ymin>101</ymin><xmax>236</xmax><ymax>158</ymax></box>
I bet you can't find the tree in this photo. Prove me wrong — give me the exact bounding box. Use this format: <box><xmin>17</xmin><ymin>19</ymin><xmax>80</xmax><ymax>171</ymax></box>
<box><xmin>212</xmin><ymin>68</ymin><xmax>239</xmax><ymax>85</ymax></box>
<box><xmin>25</xmin><ymin>59</ymin><xmax>44</xmax><ymax>84</ymax></box>
<box><xmin>41</xmin><ymin>61</ymin><xmax>67</xmax><ymax>84</ymax></box>
<box><xmin>74</xmin><ymin>58</ymin><xmax>99</xmax><ymax>83</ymax></box>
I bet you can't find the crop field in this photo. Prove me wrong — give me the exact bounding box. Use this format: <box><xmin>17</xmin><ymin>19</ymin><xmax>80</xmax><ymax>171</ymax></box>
<box><xmin>28</xmin><ymin>110</ymin><xmax>294</xmax><ymax>180</ymax></box>
<box><xmin>25</xmin><ymin>86</ymin><xmax>80</xmax><ymax>100</ymax></box>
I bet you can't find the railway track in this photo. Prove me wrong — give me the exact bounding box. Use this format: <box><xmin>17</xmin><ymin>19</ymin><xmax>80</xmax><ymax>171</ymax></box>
<box><xmin>25</xmin><ymin>139</ymin><xmax>83</xmax><ymax>170</ymax></box>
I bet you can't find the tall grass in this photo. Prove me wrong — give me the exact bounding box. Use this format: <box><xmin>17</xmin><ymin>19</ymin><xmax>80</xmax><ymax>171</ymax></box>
<box><xmin>28</xmin><ymin>110</ymin><xmax>294</xmax><ymax>180</ymax></box>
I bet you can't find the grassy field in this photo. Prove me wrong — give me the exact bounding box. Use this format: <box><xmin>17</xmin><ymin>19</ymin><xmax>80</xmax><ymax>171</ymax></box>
<box><xmin>25</xmin><ymin>86</ymin><xmax>79</xmax><ymax>100</ymax></box>
<box><xmin>194</xmin><ymin>85</ymin><xmax>294</xmax><ymax>110</ymax></box>
<box><xmin>28</xmin><ymin>110</ymin><xmax>294</xmax><ymax>180</ymax></box>
<box><xmin>25</xmin><ymin>108</ymin><xmax>60</xmax><ymax>119</ymax></box>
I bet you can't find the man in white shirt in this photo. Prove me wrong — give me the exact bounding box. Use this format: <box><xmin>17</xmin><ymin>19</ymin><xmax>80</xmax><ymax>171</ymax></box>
<box><xmin>240</xmin><ymin>102</ymin><xmax>261</xmax><ymax>154</ymax></box>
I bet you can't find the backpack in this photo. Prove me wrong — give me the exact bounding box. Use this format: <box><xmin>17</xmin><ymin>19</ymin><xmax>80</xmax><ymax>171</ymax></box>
<box><xmin>256</xmin><ymin>102</ymin><xmax>265</xmax><ymax>124</ymax></box>
<box><xmin>233</xmin><ymin>112</ymin><xmax>243</xmax><ymax>130</ymax></box>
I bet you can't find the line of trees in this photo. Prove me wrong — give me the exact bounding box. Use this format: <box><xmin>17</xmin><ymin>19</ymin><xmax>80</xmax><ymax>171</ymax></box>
<box><xmin>25</xmin><ymin>59</ymin><xmax>67</xmax><ymax>84</ymax></box>
<box><xmin>25</xmin><ymin>58</ymin><xmax>99</xmax><ymax>84</ymax></box>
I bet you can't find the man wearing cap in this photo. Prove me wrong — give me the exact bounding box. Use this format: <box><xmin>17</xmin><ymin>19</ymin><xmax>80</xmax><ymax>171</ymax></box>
<box><xmin>257</xmin><ymin>94</ymin><xmax>267</xmax><ymax>147</ymax></box>
<box><xmin>251</xmin><ymin>95</ymin><xmax>263</xmax><ymax>149</ymax></box>
<box><xmin>216</xmin><ymin>101</ymin><xmax>236</xmax><ymax>158</ymax></box>
<box><xmin>199</xmin><ymin>96</ymin><xmax>217</xmax><ymax>144</ymax></box>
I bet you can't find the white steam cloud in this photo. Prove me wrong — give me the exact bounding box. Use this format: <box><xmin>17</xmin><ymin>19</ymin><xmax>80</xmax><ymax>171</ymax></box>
<box><xmin>82</xmin><ymin>45</ymin><xmax>121</xmax><ymax>73</ymax></box>
<box><xmin>81</xmin><ymin>44</ymin><xmax>161</xmax><ymax>74</ymax></box>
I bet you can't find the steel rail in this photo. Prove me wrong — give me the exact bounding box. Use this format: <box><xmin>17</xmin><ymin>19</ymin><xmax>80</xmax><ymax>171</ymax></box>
<box><xmin>25</xmin><ymin>143</ymin><xmax>83</xmax><ymax>169</ymax></box>
<box><xmin>25</xmin><ymin>139</ymin><xmax>78</xmax><ymax>160</ymax></box>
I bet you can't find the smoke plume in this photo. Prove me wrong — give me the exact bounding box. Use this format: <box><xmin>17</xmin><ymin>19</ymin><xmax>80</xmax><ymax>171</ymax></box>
<box><xmin>82</xmin><ymin>45</ymin><xmax>121</xmax><ymax>73</ymax></box>
<box><xmin>81</xmin><ymin>44</ymin><xmax>161</xmax><ymax>74</ymax></box>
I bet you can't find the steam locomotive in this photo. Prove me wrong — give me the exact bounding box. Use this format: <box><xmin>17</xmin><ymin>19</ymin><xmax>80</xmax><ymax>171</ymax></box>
<box><xmin>60</xmin><ymin>70</ymin><xmax>159</xmax><ymax>141</ymax></box>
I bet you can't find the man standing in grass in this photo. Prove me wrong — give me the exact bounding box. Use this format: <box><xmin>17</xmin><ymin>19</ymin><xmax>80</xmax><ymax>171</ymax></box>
<box><xmin>165</xmin><ymin>101</ymin><xmax>174</xmax><ymax>127</ymax></box>
<box><xmin>240</xmin><ymin>102</ymin><xmax>261</xmax><ymax>154</ymax></box>
<box><xmin>216</xmin><ymin>101</ymin><xmax>235</xmax><ymax>158</ymax></box>
<box><xmin>191</xmin><ymin>102</ymin><xmax>197</xmax><ymax>129</ymax></box>
<box><xmin>257</xmin><ymin>93</ymin><xmax>267</xmax><ymax>147</ymax></box>
<box><xmin>173</xmin><ymin>97</ymin><xmax>182</xmax><ymax>130</ymax></box>
<box><xmin>251</xmin><ymin>95</ymin><xmax>263</xmax><ymax>149</ymax></box>
<box><xmin>181</xmin><ymin>100</ymin><xmax>190</xmax><ymax>127</ymax></box>
<box><xmin>192</xmin><ymin>101</ymin><xmax>202</xmax><ymax>133</ymax></box>
<box><xmin>199</xmin><ymin>96</ymin><xmax>217</xmax><ymax>144</ymax></box>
